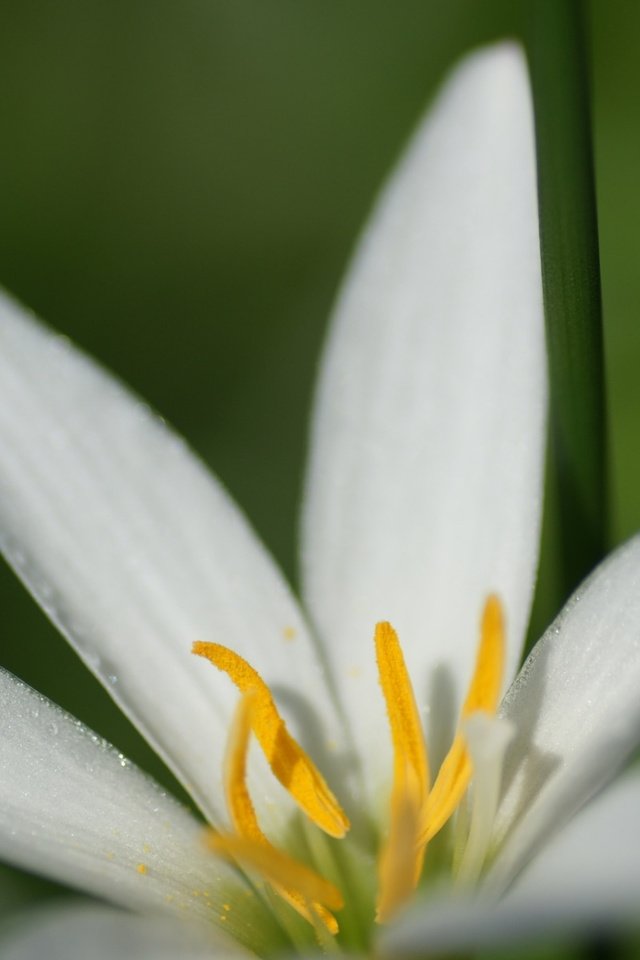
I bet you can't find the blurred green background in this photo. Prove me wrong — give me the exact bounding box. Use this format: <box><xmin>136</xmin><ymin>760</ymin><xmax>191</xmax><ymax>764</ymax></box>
<box><xmin>0</xmin><ymin>0</ymin><xmax>639</xmax><ymax>955</ymax></box>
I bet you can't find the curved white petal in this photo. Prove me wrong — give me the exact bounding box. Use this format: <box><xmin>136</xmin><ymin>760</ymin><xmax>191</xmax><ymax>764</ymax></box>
<box><xmin>383</xmin><ymin>774</ymin><xmax>640</xmax><ymax>955</ymax></box>
<box><xmin>0</xmin><ymin>290</ymin><xmax>342</xmax><ymax>826</ymax></box>
<box><xmin>301</xmin><ymin>43</ymin><xmax>545</xmax><ymax>795</ymax></box>
<box><xmin>503</xmin><ymin>772</ymin><xmax>640</xmax><ymax>926</ymax></box>
<box><xmin>0</xmin><ymin>669</ymin><xmax>282</xmax><ymax>952</ymax></box>
<box><xmin>0</xmin><ymin>903</ymin><xmax>255</xmax><ymax>960</ymax></box>
<box><xmin>490</xmin><ymin>535</ymin><xmax>640</xmax><ymax>887</ymax></box>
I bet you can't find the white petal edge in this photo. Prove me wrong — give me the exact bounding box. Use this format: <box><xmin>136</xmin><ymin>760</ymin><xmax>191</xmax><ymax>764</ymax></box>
<box><xmin>382</xmin><ymin>773</ymin><xmax>640</xmax><ymax>955</ymax></box>
<box><xmin>0</xmin><ymin>668</ymin><xmax>282</xmax><ymax>954</ymax></box>
<box><xmin>0</xmin><ymin>289</ymin><xmax>343</xmax><ymax>828</ymax></box>
<box><xmin>489</xmin><ymin>534</ymin><xmax>640</xmax><ymax>888</ymax></box>
<box><xmin>301</xmin><ymin>41</ymin><xmax>545</xmax><ymax>795</ymax></box>
<box><xmin>0</xmin><ymin>903</ymin><xmax>255</xmax><ymax>960</ymax></box>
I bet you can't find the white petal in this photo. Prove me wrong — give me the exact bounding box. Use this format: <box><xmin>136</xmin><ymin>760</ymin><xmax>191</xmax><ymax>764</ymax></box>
<box><xmin>383</xmin><ymin>774</ymin><xmax>640</xmax><ymax>955</ymax></box>
<box><xmin>301</xmin><ymin>43</ymin><xmax>545</xmax><ymax>794</ymax></box>
<box><xmin>0</xmin><ymin>290</ymin><xmax>342</xmax><ymax>826</ymax></box>
<box><xmin>0</xmin><ymin>668</ymin><xmax>281</xmax><ymax>953</ymax></box>
<box><xmin>490</xmin><ymin>535</ymin><xmax>640</xmax><ymax>887</ymax></box>
<box><xmin>503</xmin><ymin>773</ymin><xmax>640</xmax><ymax>927</ymax></box>
<box><xmin>0</xmin><ymin>903</ymin><xmax>255</xmax><ymax>960</ymax></box>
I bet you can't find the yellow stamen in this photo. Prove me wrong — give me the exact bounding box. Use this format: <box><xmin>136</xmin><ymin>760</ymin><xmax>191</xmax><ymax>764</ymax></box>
<box><xmin>213</xmin><ymin>691</ymin><xmax>342</xmax><ymax>935</ymax></box>
<box><xmin>460</xmin><ymin>595</ymin><xmax>505</xmax><ymax>716</ymax></box>
<box><xmin>375</xmin><ymin>622</ymin><xmax>430</xmax><ymax>797</ymax></box>
<box><xmin>193</xmin><ymin>642</ymin><xmax>350</xmax><ymax>838</ymax></box>
<box><xmin>223</xmin><ymin>690</ymin><xmax>263</xmax><ymax>843</ymax></box>
<box><xmin>374</xmin><ymin>621</ymin><xmax>429</xmax><ymax>923</ymax></box>
<box><xmin>194</xmin><ymin>596</ymin><xmax>506</xmax><ymax>935</ymax></box>
<box><xmin>375</xmin><ymin>761</ymin><xmax>423</xmax><ymax>924</ymax></box>
<box><xmin>207</xmin><ymin>834</ymin><xmax>343</xmax><ymax>915</ymax></box>
<box><xmin>419</xmin><ymin>595</ymin><xmax>505</xmax><ymax>845</ymax></box>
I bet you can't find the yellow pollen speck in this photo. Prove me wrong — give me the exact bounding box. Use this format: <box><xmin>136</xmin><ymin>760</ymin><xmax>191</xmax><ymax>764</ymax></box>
<box><xmin>223</xmin><ymin>903</ymin><xmax>231</xmax><ymax>912</ymax></box>
<box><xmin>347</xmin><ymin>665</ymin><xmax>362</xmax><ymax>678</ymax></box>
<box><xmin>283</xmin><ymin>626</ymin><xmax>296</xmax><ymax>642</ymax></box>
<box><xmin>136</xmin><ymin>863</ymin><xmax>148</xmax><ymax>875</ymax></box>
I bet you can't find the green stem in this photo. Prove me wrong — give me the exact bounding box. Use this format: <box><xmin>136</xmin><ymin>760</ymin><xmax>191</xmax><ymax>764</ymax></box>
<box><xmin>584</xmin><ymin>936</ymin><xmax>620</xmax><ymax>959</ymax></box>
<box><xmin>527</xmin><ymin>0</ymin><xmax>608</xmax><ymax>602</ymax></box>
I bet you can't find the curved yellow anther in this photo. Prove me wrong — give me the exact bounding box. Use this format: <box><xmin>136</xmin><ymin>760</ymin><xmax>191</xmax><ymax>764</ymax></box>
<box><xmin>207</xmin><ymin>834</ymin><xmax>343</xmax><ymax>922</ymax></box>
<box><xmin>419</xmin><ymin>594</ymin><xmax>505</xmax><ymax>845</ymax></box>
<box><xmin>223</xmin><ymin>690</ymin><xmax>264</xmax><ymax>843</ymax></box>
<box><xmin>192</xmin><ymin>642</ymin><xmax>349</xmax><ymax>839</ymax></box>
<box><xmin>374</xmin><ymin>621</ymin><xmax>429</xmax><ymax>923</ymax></box>
<box><xmin>212</xmin><ymin>691</ymin><xmax>342</xmax><ymax>935</ymax></box>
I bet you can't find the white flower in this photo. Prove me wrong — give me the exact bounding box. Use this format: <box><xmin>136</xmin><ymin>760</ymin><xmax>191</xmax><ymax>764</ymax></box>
<box><xmin>1</xmin><ymin>41</ymin><xmax>640</xmax><ymax>959</ymax></box>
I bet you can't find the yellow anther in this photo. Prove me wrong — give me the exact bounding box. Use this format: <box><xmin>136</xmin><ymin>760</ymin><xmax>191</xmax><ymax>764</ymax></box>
<box><xmin>374</xmin><ymin>621</ymin><xmax>429</xmax><ymax>923</ymax></box>
<box><xmin>207</xmin><ymin>834</ymin><xmax>344</xmax><ymax>914</ymax></box>
<box><xmin>461</xmin><ymin>595</ymin><xmax>505</xmax><ymax>718</ymax></box>
<box><xmin>193</xmin><ymin>642</ymin><xmax>349</xmax><ymax>839</ymax></box>
<box><xmin>375</xmin><ymin>622</ymin><xmax>430</xmax><ymax>797</ymax></box>
<box><xmin>209</xmin><ymin>691</ymin><xmax>342</xmax><ymax>935</ymax></box>
<box><xmin>223</xmin><ymin>691</ymin><xmax>263</xmax><ymax>842</ymax></box>
<box><xmin>419</xmin><ymin>595</ymin><xmax>505</xmax><ymax>845</ymax></box>
<box><xmin>375</xmin><ymin>761</ymin><xmax>423</xmax><ymax>924</ymax></box>
<box><xmin>194</xmin><ymin>597</ymin><xmax>506</xmax><ymax>934</ymax></box>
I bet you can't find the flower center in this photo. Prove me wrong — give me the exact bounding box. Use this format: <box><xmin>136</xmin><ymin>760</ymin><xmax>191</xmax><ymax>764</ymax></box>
<box><xmin>192</xmin><ymin>595</ymin><xmax>505</xmax><ymax>944</ymax></box>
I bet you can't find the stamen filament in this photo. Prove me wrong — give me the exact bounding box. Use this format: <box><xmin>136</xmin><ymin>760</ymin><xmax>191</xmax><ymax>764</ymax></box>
<box><xmin>454</xmin><ymin>712</ymin><xmax>514</xmax><ymax>885</ymax></box>
<box><xmin>193</xmin><ymin>642</ymin><xmax>349</xmax><ymax>839</ymax></box>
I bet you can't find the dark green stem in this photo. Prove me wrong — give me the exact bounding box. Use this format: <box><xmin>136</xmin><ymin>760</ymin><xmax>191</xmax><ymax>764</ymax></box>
<box><xmin>527</xmin><ymin>0</ymin><xmax>608</xmax><ymax>602</ymax></box>
<box><xmin>583</xmin><ymin>933</ymin><xmax>624</xmax><ymax>960</ymax></box>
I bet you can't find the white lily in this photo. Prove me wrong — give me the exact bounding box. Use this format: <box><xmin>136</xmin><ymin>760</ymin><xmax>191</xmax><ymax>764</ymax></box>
<box><xmin>1</xmin><ymin>41</ymin><xmax>640</xmax><ymax>959</ymax></box>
